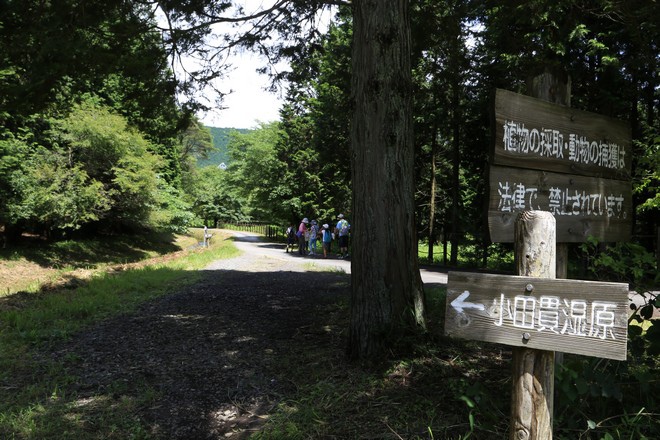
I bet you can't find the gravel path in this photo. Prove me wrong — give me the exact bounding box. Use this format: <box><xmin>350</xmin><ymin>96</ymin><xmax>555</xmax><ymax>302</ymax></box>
<box><xmin>50</xmin><ymin>231</ymin><xmax>351</xmax><ymax>439</ymax></box>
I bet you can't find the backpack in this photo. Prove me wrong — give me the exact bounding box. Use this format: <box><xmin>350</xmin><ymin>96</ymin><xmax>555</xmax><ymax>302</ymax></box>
<box><xmin>339</xmin><ymin>220</ymin><xmax>349</xmax><ymax>236</ymax></box>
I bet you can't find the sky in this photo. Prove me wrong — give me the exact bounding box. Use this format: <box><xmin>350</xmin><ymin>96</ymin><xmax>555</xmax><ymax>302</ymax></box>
<box><xmin>179</xmin><ymin>2</ymin><xmax>334</xmax><ymax>130</ymax></box>
<box><xmin>198</xmin><ymin>52</ymin><xmax>287</xmax><ymax>130</ymax></box>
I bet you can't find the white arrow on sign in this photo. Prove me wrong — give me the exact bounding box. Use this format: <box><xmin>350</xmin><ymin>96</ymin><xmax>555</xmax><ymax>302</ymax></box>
<box><xmin>451</xmin><ymin>290</ymin><xmax>485</xmax><ymax>314</ymax></box>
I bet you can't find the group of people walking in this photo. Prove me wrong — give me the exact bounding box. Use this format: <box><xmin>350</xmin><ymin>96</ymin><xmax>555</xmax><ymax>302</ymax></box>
<box><xmin>285</xmin><ymin>214</ymin><xmax>350</xmax><ymax>259</ymax></box>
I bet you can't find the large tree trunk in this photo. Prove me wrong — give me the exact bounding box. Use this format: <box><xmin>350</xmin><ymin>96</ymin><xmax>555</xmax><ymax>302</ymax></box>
<box><xmin>448</xmin><ymin>26</ymin><xmax>461</xmax><ymax>266</ymax></box>
<box><xmin>348</xmin><ymin>0</ymin><xmax>426</xmax><ymax>360</ymax></box>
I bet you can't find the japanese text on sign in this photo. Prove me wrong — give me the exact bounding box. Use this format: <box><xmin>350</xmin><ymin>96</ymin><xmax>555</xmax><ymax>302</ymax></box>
<box><xmin>497</xmin><ymin>181</ymin><xmax>627</xmax><ymax>218</ymax></box>
<box><xmin>492</xmin><ymin>294</ymin><xmax>617</xmax><ymax>340</ymax></box>
<box><xmin>502</xmin><ymin>120</ymin><xmax>627</xmax><ymax>171</ymax></box>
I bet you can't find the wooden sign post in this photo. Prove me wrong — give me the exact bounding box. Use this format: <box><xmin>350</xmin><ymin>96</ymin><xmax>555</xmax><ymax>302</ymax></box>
<box><xmin>512</xmin><ymin>211</ymin><xmax>555</xmax><ymax>440</ymax></box>
<box><xmin>445</xmin><ymin>211</ymin><xmax>629</xmax><ymax>439</ymax></box>
<box><xmin>445</xmin><ymin>272</ymin><xmax>629</xmax><ymax>360</ymax></box>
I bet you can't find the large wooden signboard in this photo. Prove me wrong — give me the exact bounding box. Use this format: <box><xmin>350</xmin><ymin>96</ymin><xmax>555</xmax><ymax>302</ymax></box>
<box><xmin>488</xmin><ymin>89</ymin><xmax>633</xmax><ymax>243</ymax></box>
<box><xmin>444</xmin><ymin>271</ymin><xmax>629</xmax><ymax>360</ymax></box>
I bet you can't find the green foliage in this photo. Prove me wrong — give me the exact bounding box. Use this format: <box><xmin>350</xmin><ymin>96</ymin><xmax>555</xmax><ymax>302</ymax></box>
<box><xmin>553</xmin><ymin>237</ymin><xmax>660</xmax><ymax>439</ymax></box>
<box><xmin>149</xmin><ymin>182</ymin><xmax>196</xmax><ymax>234</ymax></box>
<box><xmin>1</xmin><ymin>100</ymin><xmax>196</xmax><ymax>237</ymax></box>
<box><xmin>7</xmin><ymin>146</ymin><xmax>110</xmax><ymax>231</ymax></box>
<box><xmin>580</xmin><ymin>237</ymin><xmax>658</xmax><ymax>288</ymax></box>
<box><xmin>215</xmin><ymin>121</ymin><xmax>339</xmax><ymax>224</ymax></box>
<box><xmin>274</xmin><ymin>16</ymin><xmax>353</xmax><ymax>223</ymax></box>
<box><xmin>634</xmin><ymin>126</ymin><xmax>660</xmax><ymax>219</ymax></box>
<box><xmin>187</xmin><ymin>165</ymin><xmax>245</xmax><ymax>227</ymax></box>
<box><xmin>555</xmin><ymin>356</ymin><xmax>659</xmax><ymax>440</ymax></box>
<box><xmin>0</xmin><ymin>0</ymin><xmax>196</xmax><ymax>238</ymax></box>
<box><xmin>54</xmin><ymin>101</ymin><xmax>164</xmax><ymax>229</ymax></box>
<box><xmin>197</xmin><ymin>127</ymin><xmax>251</xmax><ymax>168</ymax></box>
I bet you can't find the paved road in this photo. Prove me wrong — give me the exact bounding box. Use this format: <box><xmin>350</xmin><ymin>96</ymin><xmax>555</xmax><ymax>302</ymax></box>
<box><xmin>224</xmin><ymin>230</ymin><xmax>449</xmax><ymax>286</ymax></box>
<box><xmin>221</xmin><ymin>230</ymin><xmax>658</xmax><ymax>318</ymax></box>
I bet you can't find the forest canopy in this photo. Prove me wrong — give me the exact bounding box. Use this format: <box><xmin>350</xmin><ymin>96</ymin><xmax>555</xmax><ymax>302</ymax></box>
<box><xmin>1</xmin><ymin>0</ymin><xmax>657</xmax><ymax>258</ymax></box>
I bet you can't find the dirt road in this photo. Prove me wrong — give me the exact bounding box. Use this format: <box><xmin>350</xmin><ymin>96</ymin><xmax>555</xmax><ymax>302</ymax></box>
<box><xmin>220</xmin><ymin>230</ymin><xmax>449</xmax><ymax>286</ymax></box>
<box><xmin>50</xmin><ymin>230</ymin><xmax>357</xmax><ymax>439</ymax></box>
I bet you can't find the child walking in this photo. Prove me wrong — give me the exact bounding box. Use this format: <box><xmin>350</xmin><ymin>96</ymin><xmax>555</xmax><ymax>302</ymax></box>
<box><xmin>321</xmin><ymin>223</ymin><xmax>333</xmax><ymax>258</ymax></box>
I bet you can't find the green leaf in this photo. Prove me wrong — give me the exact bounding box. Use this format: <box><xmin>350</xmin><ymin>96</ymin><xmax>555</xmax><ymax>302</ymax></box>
<box><xmin>459</xmin><ymin>395</ymin><xmax>476</xmax><ymax>409</ymax></box>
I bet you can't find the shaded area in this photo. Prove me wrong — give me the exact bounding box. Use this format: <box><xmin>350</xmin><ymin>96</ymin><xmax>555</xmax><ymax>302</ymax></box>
<box><xmin>0</xmin><ymin>232</ymin><xmax>182</xmax><ymax>270</ymax></box>
<box><xmin>0</xmin><ymin>231</ymin><xmax>193</xmax><ymax>298</ymax></box>
<box><xmin>48</xmin><ymin>269</ymin><xmax>350</xmax><ymax>439</ymax></box>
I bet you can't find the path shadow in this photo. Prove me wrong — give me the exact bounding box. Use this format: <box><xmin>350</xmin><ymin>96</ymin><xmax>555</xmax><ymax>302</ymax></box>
<box><xmin>44</xmin><ymin>269</ymin><xmax>350</xmax><ymax>439</ymax></box>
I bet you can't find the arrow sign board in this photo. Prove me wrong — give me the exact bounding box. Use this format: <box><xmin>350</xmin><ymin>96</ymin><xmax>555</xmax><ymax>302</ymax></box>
<box><xmin>445</xmin><ymin>272</ymin><xmax>629</xmax><ymax>360</ymax></box>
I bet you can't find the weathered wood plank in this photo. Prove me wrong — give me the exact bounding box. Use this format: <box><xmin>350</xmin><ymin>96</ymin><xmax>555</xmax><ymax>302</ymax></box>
<box><xmin>488</xmin><ymin>165</ymin><xmax>632</xmax><ymax>243</ymax></box>
<box><xmin>445</xmin><ymin>272</ymin><xmax>629</xmax><ymax>361</ymax></box>
<box><xmin>493</xmin><ymin>89</ymin><xmax>632</xmax><ymax>180</ymax></box>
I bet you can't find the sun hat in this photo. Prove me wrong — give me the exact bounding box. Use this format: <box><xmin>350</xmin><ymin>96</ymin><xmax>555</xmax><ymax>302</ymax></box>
<box><xmin>302</xmin><ymin>217</ymin><xmax>309</xmax><ymax>223</ymax></box>
<box><xmin>322</xmin><ymin>224</ymin><xmax>329</xmax><ymax>229</ymax></box>
<box><xmin>337</xmin><ymin>213</ymin><xmax>344</xmax><ymax>219</ymax></box>
<box><xmin>312</xmin><ymin>220</ymin><xmax>317</xmax><ymax>225</ymax></box>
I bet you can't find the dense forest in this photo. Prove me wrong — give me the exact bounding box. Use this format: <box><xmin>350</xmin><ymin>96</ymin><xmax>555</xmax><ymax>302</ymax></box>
<box><xmin>2</xmin><ymin>1</ymin><xmax>657</xmax><ymax>251</ymax></box>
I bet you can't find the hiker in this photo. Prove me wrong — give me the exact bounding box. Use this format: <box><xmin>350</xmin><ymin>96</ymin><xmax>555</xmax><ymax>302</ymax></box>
<box><xmin>285</xmin><ymin>223</ymin><xmax>296</xmax><ymax>253</ymax></box>
<box><xmin>308</xmin><ymin>220</ymin><xmax>319</xmax><ymax>255</ymax></box>
<box><xmin>335</xmin><ymin>213</ymin><xmax>350</xmax><ymax>259</ymax></box>
<box><xmin>297</xmin><ymin>218</ymin><xmax>308</xmax><ymax>255</ymax></box>
<box><xmin>321</xmin><ymin>223</ymin><xmax>333</xmax><ymax>258</ymax></box>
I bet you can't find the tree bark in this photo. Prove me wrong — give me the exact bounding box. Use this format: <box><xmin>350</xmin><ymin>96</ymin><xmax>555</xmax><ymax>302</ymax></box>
<box><xmin>449</xmin><ymin>24</ymin><xmax>461</xmax><ymax>267</ymax></box>
<box><xmin>348</xmin><ymin>0</ymin><xmax>426</xmax><ymax>360</ymax></box>
<box><xmin>428</xmin><ymin>127</ymin><xmax>439</xmax><ymax>263</ymax></box>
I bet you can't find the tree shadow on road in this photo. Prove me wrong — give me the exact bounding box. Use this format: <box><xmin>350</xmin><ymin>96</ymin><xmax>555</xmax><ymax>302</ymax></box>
<box><xmin>42</xmin><ymin>269</ymin><xmax>351</xmax><ymax>439</ymax></box>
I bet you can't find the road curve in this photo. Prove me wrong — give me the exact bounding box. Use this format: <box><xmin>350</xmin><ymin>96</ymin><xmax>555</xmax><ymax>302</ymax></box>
<box><xmin>216</xmin><ymin>230</ymin><xmax>449</xmax><ymax>286</ymax></box>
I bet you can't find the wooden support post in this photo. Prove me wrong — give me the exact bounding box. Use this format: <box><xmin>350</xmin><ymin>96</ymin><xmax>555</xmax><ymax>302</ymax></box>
<box><xmin>528</xmin><ymin>69</ymin><xmax>570</xmax><ymax>281</ymax></box>
<box><xmin>528</xmin><ymin>69</ymin><xmax>571</xmax><ymax>367</ymax></box>
<box><xmin>511</xmin><ymin>211</ymin><xmax>555</xmax><ymax>440</ymax></box>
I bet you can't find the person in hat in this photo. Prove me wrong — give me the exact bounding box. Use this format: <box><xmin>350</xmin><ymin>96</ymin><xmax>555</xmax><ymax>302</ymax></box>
<box><xmin>308</xmin><ymin>220</ymin><xmax>319</xmax><ymax>255</ymax></box>
<box><xmin>297</xmin><ymin>218</ymin><xmax>308</xmax><ymax>255</ymax></box>
<box><xmin>321</xmin><ymin>223</ymin><xmax>333</xmax><ymax>258</ymax></box>
<box><xmin>335</xmin><ymin>213</ymin><xmax>350</xmax><ymax>258</ymax></box>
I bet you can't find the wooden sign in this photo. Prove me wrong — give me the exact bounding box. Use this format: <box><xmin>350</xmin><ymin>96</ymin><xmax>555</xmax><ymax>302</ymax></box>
<box><xmin>493</xmin><ymin>88</ymin><xmax>632</xmax><ymax>180</ymax></box>
<box><xmin>445</xmin><ymin>271</ymin><xmax>629</xmax><ymax>360</ymax></box>
<box><xmin>488</xmin><ymin>165</ymin><xmax>632</xmax><ymax>243</ymax></box>
<box><xmin>489</xmin><ymin>89</ymin><xmax>633</xmax><ymax>243</ymax></box>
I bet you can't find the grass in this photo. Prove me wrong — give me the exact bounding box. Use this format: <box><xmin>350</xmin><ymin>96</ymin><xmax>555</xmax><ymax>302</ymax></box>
<box><xmin>0</xmin><ymin>229</ymin><xmax>239</xmax><ymax>439</ymax></box>
<box><xmin>0</xmin><ymin>231</ymin><xmax>199</xmax><ymax>296</ymax></box>
<box><xmin>417</xmin><ymin>240</ymin><xmax>514</xmax><ymax>272</ymax></box>
<box><xmin>251</xmin><ymin>287</ymin><xmax>512</xmax><ymax>439</ymax></box>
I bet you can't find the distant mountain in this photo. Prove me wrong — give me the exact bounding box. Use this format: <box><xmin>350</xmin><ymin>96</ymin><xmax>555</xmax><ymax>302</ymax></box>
<box><xmin>196</xmin><ymin>127</ymin><xmax>252</xmax><ymax>168</ymax></box>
